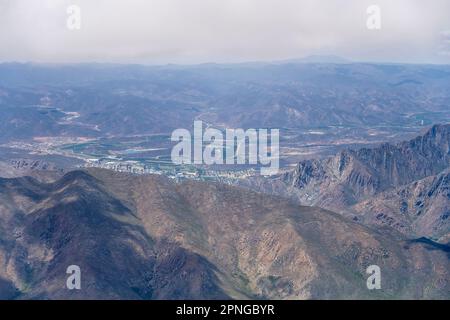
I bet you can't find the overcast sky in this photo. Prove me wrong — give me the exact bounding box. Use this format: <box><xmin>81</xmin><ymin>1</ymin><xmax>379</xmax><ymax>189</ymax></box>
<box><xmin>1</xmin><ymin>0</ymin><xmax>450</xmax><ymax>64</ymax></box>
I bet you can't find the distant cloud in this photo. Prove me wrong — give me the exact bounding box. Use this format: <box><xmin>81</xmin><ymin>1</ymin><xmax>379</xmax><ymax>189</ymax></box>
<box><xmin>0</xmin><ymin>0</ymin><xmax>449</xmax><ymax>64</ymax></box>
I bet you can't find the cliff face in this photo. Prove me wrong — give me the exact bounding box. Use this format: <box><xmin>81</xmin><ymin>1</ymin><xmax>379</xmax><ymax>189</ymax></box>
<box><xmin>349</xmin><ymin>124</ymin><xmax>449</xmax><ymax>189</ymax></box>
<box><xmin>287</xmin><ymin>124</ymin><xmax>449</xmax><ymax>206</ymax></box>
<box><xmin>276</xmin><ymin>125</ymin><xmax>449</xmax><ymax>239</ymax></box>
<box><xmin>0</xmin><ymin>169</ymin><xmax>449</xmax><ymax>299</ymax></box>
<box><xmin>351</xmin><ymin>169</ymin><xmax>450</xmax><ymax>242</ymax></box>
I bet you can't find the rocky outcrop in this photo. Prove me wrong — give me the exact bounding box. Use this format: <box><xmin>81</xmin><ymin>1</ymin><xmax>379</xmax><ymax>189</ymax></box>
<box><xmin>237</xmin><ymin>124</ymin><xmax>449</xmax><ymax>243</ymax></box>
<box><xmin>351</xmin><ymin>169</ymin><xmax>450</xmax><ymax>242</ymax></box>
<box><xmin>286</xmin><ymin>124</ymin><xmax>449</xmax><ymax>208</ymax></box>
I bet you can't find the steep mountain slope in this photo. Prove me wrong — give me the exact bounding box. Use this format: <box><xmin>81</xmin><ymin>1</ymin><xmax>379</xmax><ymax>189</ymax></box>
<box><xmin>0</xmin><ymin>172</ymin><xmax>229</xmax><ymax>299</ymax></box>
<box><xmin>236</xmin><ymin>124</ymin><xmax>449</xmax><ymax>242</ymax></box>
<box><xmin>351</xmin><ymin>169</ymin><xmax>450</xmax><ymax>242</ymax></box>
<box><xmin>283</xmin><ymin>124</ymin><xmax>449</xmax><ymax>209</ymax></box>
<box><xmin>0</xmin><ymin>169</ymin><xmax>448</xmax><ymax>299</ymax></box>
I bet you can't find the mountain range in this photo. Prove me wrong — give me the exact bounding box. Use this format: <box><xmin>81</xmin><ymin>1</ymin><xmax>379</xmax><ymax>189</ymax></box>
<box><xmin>0</xmin><ymin>168</ymin><xmax>448</xmax><ymax>299</ymax></box>
<box><xmin>0</xmin><ymin>63</ymin><xmax>448</xmax><ymax>300</ymax></box>
<box><xmin>239</xmin><ymin>124</ymin><xmax>450</xmax><ymax>243</ymax></box>
<box><xmin>1</xmin><ymin>63</ymin><xmax>449</xmax><ymax>141</ymax></box>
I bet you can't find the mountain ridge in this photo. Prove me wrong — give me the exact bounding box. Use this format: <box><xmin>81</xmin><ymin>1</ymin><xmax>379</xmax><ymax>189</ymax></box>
<box><xmin>0</xmin><ymin>169</ymin><xmax>448</xmax><ymax>299</ymax></box>
<box><xmin>236</xmin><ymin>124</ymin><xmax>449</xmax><ymax>242</ymax></box>
<box><xmin>285</xmin><ymin>124</ymin><xmax>450</xmax><ymax>206</ymax></box>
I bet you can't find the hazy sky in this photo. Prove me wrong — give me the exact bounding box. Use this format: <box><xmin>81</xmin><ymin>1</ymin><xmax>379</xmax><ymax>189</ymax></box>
<box><xmin>1</xmin><ymin>0</ymin><xmax>450</xmax><ymax>64</ymax></box>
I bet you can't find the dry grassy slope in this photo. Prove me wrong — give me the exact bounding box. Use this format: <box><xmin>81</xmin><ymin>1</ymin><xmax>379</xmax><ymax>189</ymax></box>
<box><xmin>87</xmin><ymin>168</ymin><xmax>450</xmax><ymax>299</ymax></box>
<box><xmin>0</xmin><ymin>169</ymin><xmax>448</xmax><ymax>299</ymax></box>
<box><xmin>0</xmin><ymin>172</ymin><xmax>229</xmax><ymax>300</ymax></box>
